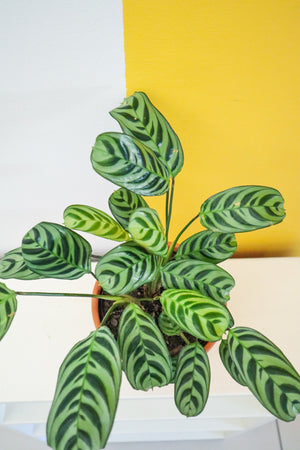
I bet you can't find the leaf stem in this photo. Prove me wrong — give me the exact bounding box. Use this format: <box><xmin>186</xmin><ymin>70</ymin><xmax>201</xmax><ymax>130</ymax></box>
<box><xmin>165</xmin><ymin>213</ymin><xmax>199</xmax><ymax>263</ymax></box>
<box><xmin>15</xmin><ymin>291</ymin><xmax>122</xmax><ymax>302</ymax></box>
<box><xmin>101</xmin><ymin>300</ymin><xmax>129</xmax><ymax>327</ymax></box>
<box><xmin>180</xmin><ymin>333</ymin><xmax>191</xmax><ymax>345</ymax></box>
<box><xmin>166</xmin><ymin>178</ymin><xmax>175</xmax><ymax>241</ymax></box>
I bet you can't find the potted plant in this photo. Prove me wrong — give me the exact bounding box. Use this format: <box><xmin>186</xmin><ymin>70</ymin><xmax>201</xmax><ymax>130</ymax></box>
<box><xmin>0</xmin><ymin>92</ymin><xmax>299</xmax><ymax>449</ymax></box>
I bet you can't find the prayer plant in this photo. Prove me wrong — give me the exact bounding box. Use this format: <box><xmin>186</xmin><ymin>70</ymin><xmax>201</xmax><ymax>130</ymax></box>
<box><xmin>0</xmin><ymin>92</ymin><xmax>299</xmax><ymax>449</ymax></box>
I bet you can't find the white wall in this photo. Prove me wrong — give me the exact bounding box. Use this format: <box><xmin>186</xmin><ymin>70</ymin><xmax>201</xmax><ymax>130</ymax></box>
<box><xmin>0</xmin><ymin>0</ymin><xmax>126</xmax><ymax>257</ymax></box>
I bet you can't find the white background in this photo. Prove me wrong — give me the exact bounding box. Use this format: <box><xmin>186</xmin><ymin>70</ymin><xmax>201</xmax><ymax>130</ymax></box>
<box><xmin>0</xmin><ymin>0</ymin><xmax>126</xmax><ymax>257</ymax></box>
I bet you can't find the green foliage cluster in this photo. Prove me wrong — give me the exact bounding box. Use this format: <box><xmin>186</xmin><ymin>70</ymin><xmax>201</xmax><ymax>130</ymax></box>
<box><xmin>0</xmin><ymin>92</ymin><xmax>299</xmax><ymax>449</ymax></box>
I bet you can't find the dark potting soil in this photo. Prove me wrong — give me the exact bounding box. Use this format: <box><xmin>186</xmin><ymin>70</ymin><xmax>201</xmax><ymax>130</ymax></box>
<box><xmin>97</xmin><ymin>286</ymin><xmax>207</xmax><ymax>357</ymax></box>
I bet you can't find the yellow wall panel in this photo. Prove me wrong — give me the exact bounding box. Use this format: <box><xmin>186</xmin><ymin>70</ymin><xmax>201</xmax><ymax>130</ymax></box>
<box><xmin>123</xmin><ymin>0</ymin><xmax>300</xmax><ymax>256</ymax></box>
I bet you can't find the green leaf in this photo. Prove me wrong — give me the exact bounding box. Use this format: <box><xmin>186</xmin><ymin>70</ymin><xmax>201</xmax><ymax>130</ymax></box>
<box><xmin>128</xmin><ymin>207</ymin><xmax>168</xmax><ymax>257</ymax></box>
<box><xmin>174</xmin><ymin>341</ymin><xmax>210</xmax><ymax>417</ymax></box>
<box><xmin>176</xmin><ymin>231</ymin><xmax>237</xmax><ymax>264</ymax></box>
<box><xmin>109</xmin><ymin>188</ymin><xmax>149</xmax><ymax>230</ymax></box>
<box><xmin>0</xmin><ymin>283</ymin><xmax>17</xmax><ymax>340</ymax></box>
<box><xmin>118</xmin><ymin>303</ymin><xmax>172</xmax><ymax>390</ymax></box>
<box><xmin>171</xmin><ymin>354</ymin><xmax>179</xmax><ymax>383</ymax></box>
<box><xmin>95</xmin><ymin>242</ymin><xmax>159</xmax><ymax>295</ymax></box>
<box><xmin>0</xmin><ymin>247</ymin><xmax>43</xmax><ymax>280</ymax></box>
<box><xmin>160</xmin><ymin>289</ymin><xmax>233</xmax><ymax>342</ymax></box>
<box><xmin>200</xmin><ymin>185</ymin><xmax>285</xmax><ymax>233</ymax></box>
<box><xmin>227</xmin><ymin>327</ymin><xmax>300</xmax><ymax>421</ymax></box>
<box><xmin>110</xmin><ymin>91</ymin><xmax>184</xmax><ymax>177</ymax></box>
<box><xmin>64</xmin><ymin>204</ymin><xmax>130</xmax><ymax>242</ymax></box>
<box><xmin>22</xmin><ymin>222</ymin><xmax>92</xmax><ymax>279</ymax></box>
<box><xmin>219</xmin><ymin>338</ymin><xmax>247</xmax><ymax>386</ymax></box>
<box><xmin>91</xmin><ymin>132</ymin><xmax>170</xmax><ymax>196</ymax></box>
<box><xmin>158</xmin><ymin>310</ymin><xmax>182</xmax><ymax>336</ymax></box>
<box><xmin>161</xmin><ymin>259</ymin><xmax>235</xmax><ymax>304</ymax></box>
<box><xmin>47</xmin><ymin>326</ymin><xmax>121</xmax><ymax>449</ymax></box>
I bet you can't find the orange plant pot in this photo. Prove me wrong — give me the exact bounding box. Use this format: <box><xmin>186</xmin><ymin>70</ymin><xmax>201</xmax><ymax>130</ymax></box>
<box><xmin>91</xmin><ymin>281</ymin><xmax>215</xmax><ymax>353</ymax></box>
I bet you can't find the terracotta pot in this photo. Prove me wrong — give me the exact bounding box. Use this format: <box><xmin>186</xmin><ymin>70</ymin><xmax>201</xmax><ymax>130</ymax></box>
<box><xmin>91</xmin><ymin>281</ymin><xmax>215</xmax><ymax>353</ymax></box>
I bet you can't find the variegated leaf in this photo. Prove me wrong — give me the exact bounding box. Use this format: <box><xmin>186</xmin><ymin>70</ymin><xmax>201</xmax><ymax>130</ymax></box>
<box><xmin>64</xmin><ymin>204</ymin><xmax>129</xmax><ymax>242</ymax></box>
<box><xmin>175</xmin><ymin>341</ymin><xmax>210</xmax><ymax>417</ymax></box>
<box><xmin>161</xmin><ymin>259</ymin><xmax>235</xmax><ymax>303</ymax></box>
<box><xmin>95</xmin><ymin>242</ymin><xmax>159</xmax><ymax>295</ymax></box>
<box><xmin>200</xmin><ymin>185</ymin><xmax>285</xmax><ymax>233</ymax></box>
<box><xmin>227</xmin><ymin>327</ymin><xmax>300</xmax><ymax>421</ymax></box>
<box><xmin>128</xmin><ymin>207</ymin><xmax>168</xmax><ymax>257</ymax></box>
<box><xmin>109</xmin><ymin>188</ymin><xmax>149</xmax><ymax>230</ymax></box>
<box><xmin>176</xmin><ymin>231</ymin><xmax>237</xmax><ymax>264</ymax></box>
<box><xmin>47</xmin><ymin>326</ymin><xmax>121</xmax><ymax>449</ymax></box>
<box><xmin>171</xmin><ymin>354</ymin><xmax>179</xmax><ymax>383</ymax></box>
<box><xmin>110</xmin><ymin>91</ymin><xmax>184</xmax><ymax>177</ymax></box>
<box><xmin>91</xmin><ymin>132</ymin><xmax>170</xmax><ymax>196</ymax></box>
<box><xmin>118</xmin><ymin>303</ymin><xmax>172</xmax><ymax>390</ymax></box>
<box><xmin>160</xmin><ymin>289</ymin><xmax>233</xmax><ymax>342</ymax></box>
<box><xmin>22</xmin><ymin>222</ymin><xmax>91</xmax><ymax>279</ymax></box>
<box><xmin>0</xmin><ymin>282</ymin><xmax>17</xmax><ymax>340</ymax></box>
<box><xmin>219</xmin><ymin>338</ymin><xmax>247</xmax><ymax>386</ymax></box>
<box><xmin>0</xmin><ymin>247</ymin><xmax>43</xmax><ymax>280</ymax></box>
<box><xmin>158</xmin><ymin>310</ymin><xmax>182</xmax><ymax>336</ymax></box>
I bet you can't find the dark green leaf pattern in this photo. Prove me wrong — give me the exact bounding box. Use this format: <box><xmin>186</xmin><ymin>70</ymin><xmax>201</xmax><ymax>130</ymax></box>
<box><xmin>91</xmin><ymin>132</ymin><xmax>170</xmax><ymax>196</ymax></box>
<box><xmin>22</xmin><ymin>222</ymin><xmax>91</xmax><ymax>279</ymax></box>
<box><xmin>219</xmin><ymin>338</ymin><xmax>247</xmax><ymax>386</ymax></box>
<box><xmin>95</xmin><ymin>242</ymin><xmax>159</xmax><ymax>295</ymax></box>
<box><xmin>174</xmin><ymin>341</ymin><xmax>210</xmax><ymax>417</ymax></box>
<box><xmin>110</xmin><ymin>91</ymin><xmax>184</xmax><ymax>177</ymax></box>
<box><xmin>160</xmin><ymin>289</ymin><xmax>233</xmax><ymax>341</ymax></box>
<box><xmin>47</xmin><ymin>326</ymin><xmax>121</xmax><ymax>449</ymax></box>
<box><xmin>227</xmin><ymin>327</ymin><xmax>300</xmax><ymax>421</ymax></box>
<box><xmin>64</xmin><ymin>204</ymin><xmax>129</xmax><ymax>242</ymax></box>
<box><xmin>0</xmin><ymin>247</ymin><xmax>43</xmax><ymax>280</ymax></box>
<box><xmin>158</xmin><ymin>311</ymin><xmax>182</xmax><ymax>336</ymax></box>
<box><xmin>161</xmin><ymin>259</ymin><xmax>235</xmax><ymax>303</ymax></box>
<box><xmin>128</xmin><ymin>207</ymin><xmax>168</xmax><ymax>257</ymax></box>
<box><xmin>118</xmin><ymin>303</ymin><xmax>172</xmax><ymax>390</ymax></box>
<box><xmin>200</xmin><ymin>185</ymin><xmax>285</xmax><ymax>233</ymax></box>
<box><xmin>109</xmin><ymin>188</ymin><xmax>149</xmax><ymax>230</ymax></box>
<box><xmin>176</xmin><ymin>230</ymin><xmax>237</xmax><ymax>264</ymax></box>
<box><xmin>0</xmin><ymin>282</ymin><xmax>17</xmax><ymax>340</ymax></box>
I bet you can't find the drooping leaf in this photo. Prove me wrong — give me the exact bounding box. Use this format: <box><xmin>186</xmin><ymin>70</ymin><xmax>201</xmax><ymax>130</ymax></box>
<box><xmin>174</xmin><ymin>341</ymin><xmax>210</xmax><ymax>417</ymax></box>
<box><xmin>22</xmin><ymin>222</ymin><xmax>91</xmax><ymax>279</ymax></box>
<box><xmin>176</xmin><ymin>230</ymin><xmax>237</xmax><ymax>264</ymax></box>
<box><xmin>91</xmin><ymin>132</ymin><xmax>170</xmax><ymax>196</ymax></box>
<box><xmin>219</xmin><ymin>338</ymin><xmax>247</xmax><ymax>386</ymax></box>
<box><xmin>64</xmin><ymin>204</ymin><xmax>130</xmax><ymax>242</ymax></box>
<box><xmin>109</xmin><ymin>188</ymin><xmax>149</xmax><ymax>230</ymax></box>
<box><xmin>110</xmin><ymin>91</ymin><xmax>184</xmax><ymax>177</ymax></box>
<box><xmin>227</xmin><ymin>327</ymin><xmax>300</xmax><ymax>421</ymax></box>
<box><xmin>160</xmin><ymin>289</ymin><xmax>233</xmax><ymax>342</ymax></box>
<box><xmin>118</xmin><ymin>303</ymin><xmax>172</xmax><ymax>390</ymax></box>
<box><xmin>128</xmin><ymin>207</ymin><xmax>168</xmax><ymax>257</ymax></box>
<box><xmin>0</xmin><ymin>247</ymin><xmax>43</xmax><ymax>280</ymax></box>
<box><xmin>161</xmin><ymin>259</ymin><xmax>235</xmax><ymax>304</ymax></box>
<box><xmin>200</xmin><ymin>185</ymin><xmax>285</xmax><ymax>233</ymax></box>
<box><xmin>0</xmin><ymin>283</ymin><xmax>17</xmax><ymax>340</ymax></box>
<box><xmin>95</xmin><ymin>242</ymin><xmax>159</xmax><ymax>295</ymax></box>
<box><xmin>47</xmin><ymin>326</ymin><xmax>121</xmax><ymax>449</ymax></box>
<box><xmin>158</xmin><ymin>310</ymin><xmax>182</xmax><ymax>336</ymax></box>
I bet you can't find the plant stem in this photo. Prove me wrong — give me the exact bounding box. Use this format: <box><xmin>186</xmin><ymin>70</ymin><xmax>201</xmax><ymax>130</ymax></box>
<box><xmin>180</xmin><ymin>333</ymin><xmax>190</xmax><ymax>345</ymax></box>
<box><xmin>15</xmin><ymin>291</ymin><xmax>123</xmax><ymax>302</ymax></box>
<box><xmin>101</xmin><ymin>300</ymin><xmax>129</xmax><ymax>327</ymax></box>
<box><xmin>166</xmin><ymin>178</ymin><xmax>175</xmax><ymax>241</ymax></box>
<box><xmin>165</xmin><ymin>213</ymin><xmax>199</xmax><ymax>262</ymax></box>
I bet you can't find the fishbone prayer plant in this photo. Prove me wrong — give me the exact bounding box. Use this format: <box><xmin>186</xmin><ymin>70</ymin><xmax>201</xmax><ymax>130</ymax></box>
<box><xmin>0</xmin><ymin>92</ymin><xmax>299</xmax><ymax>449</ymax></box>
